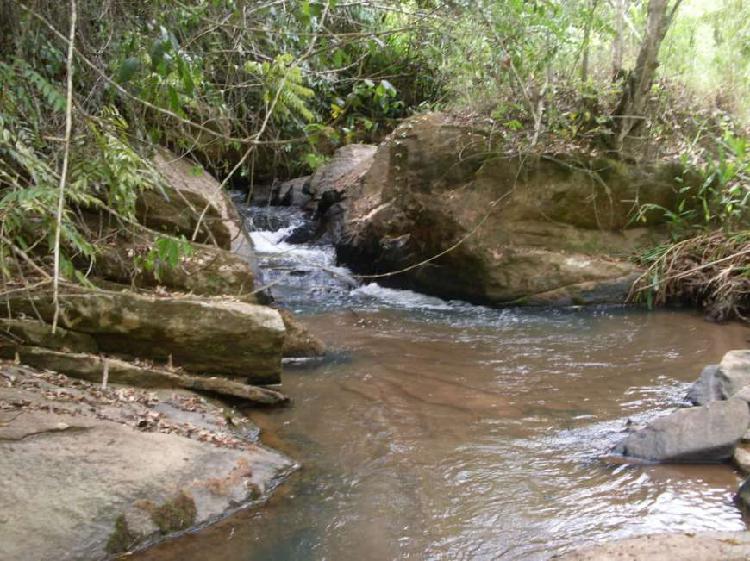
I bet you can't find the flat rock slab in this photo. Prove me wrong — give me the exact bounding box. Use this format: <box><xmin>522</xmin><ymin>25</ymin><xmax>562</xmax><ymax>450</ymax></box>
<box><xmin>6</xmin><ymin>289</ymin><xmax>285</xmax><ymax>383</ymax></box>
<box><xmin>0</xmin><ymin>365</ymin><xmax>296</xmax><ymax>561</ymax></box>
<box><xmin>615</xmin><ymin>398</ymin><xmax>750</xmax><ymax>462</ymax></box>
<box><xmin>555</xmin><ymin>532</ymin><xmax>750</xmax><ymax>561</ymax></box>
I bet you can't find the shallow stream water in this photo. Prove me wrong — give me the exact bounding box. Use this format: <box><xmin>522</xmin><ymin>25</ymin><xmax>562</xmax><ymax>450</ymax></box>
<box><xmin>135</xmin><ymin>203</ymin><xmax>750</xmax><ymax>561</ymax></box>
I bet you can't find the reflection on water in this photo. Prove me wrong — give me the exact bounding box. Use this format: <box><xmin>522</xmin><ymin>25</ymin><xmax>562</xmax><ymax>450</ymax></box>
<box><xmin>134</xmin><ymin>307</ymin><xmax>749</xmax><ymax>561</ymax></box>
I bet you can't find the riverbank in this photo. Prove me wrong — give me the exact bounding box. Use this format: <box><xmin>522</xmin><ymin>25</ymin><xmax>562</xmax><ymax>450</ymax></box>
<box><xmin>0</xmin><ymin>149</ymin><xmax>321</xmax><ymax>559</ymax></box>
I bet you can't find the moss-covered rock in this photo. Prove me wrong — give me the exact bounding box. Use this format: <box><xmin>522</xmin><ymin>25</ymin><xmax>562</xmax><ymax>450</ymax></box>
<box><xmin>93</xmin><ymin>230</ymin><xmax>257</xmax><ymax>301</ymax></box>
<box><xmin>147</xmin><ymin>491</ymin><xmax>198</xmax><ymax>534</ymax></box>
<box><xmin>106</xmin><ymin>515</ymin><xmax>139</xmax><ymax>555</ymax></box>
<box><xmin>0</xmin><ymin>318</ymin><xmax>98</xmax><ymax>354</ymax></box>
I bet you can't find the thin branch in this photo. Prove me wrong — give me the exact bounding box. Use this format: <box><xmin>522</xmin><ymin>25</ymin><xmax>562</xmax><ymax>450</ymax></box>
<box><xmin>51</xmin><ymin>0</ymin><xmax>77</xmax><ymax>334</ymax></box>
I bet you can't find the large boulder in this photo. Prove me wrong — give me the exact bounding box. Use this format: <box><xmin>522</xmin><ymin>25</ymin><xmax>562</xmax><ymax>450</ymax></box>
<box><xmin>0</xmin><ymin>364</ymin><xmax>294</xmax><ymax>561</ymax></box>
<box><xmin>3</xmin><ymin>289</ymin><xmax>285</xmax><ymax>384</ymax></box>
<box><xmin>93</xmin><ymin>230</ymin><xmax>258</xmax><ymax>301</ymax></box>
<box><xmin>333</xmin><ymin>112</ymin><xmax>689</xmax><ymax>305</ymax></box>
<box><xmin>687</xmin><ymin>351</ymin><xmax>750</xmax><ymax>404</ymax></box>
<box><xmin>308</xmin><ymin>144</ymin><xmax>377</xmax><ymax>196</ymax></box>
<box><xmin>615</xmin><ymin>398</ymin><xmax>750</xmax><ymax>463</ymax></box>
<box><xmin>141</xmin><ymin>149</ymin><xmax>254</xmax><ymax>254</ymax></box>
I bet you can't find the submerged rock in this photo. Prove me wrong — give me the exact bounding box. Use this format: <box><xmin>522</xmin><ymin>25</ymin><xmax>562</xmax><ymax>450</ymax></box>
<box><xmin>332</xmin><ymin>112</ymin><xmax>692</xmax><ymax>305</ymax></box>
<box><xmin>615</xmin><ymin>398</ymin><xmax>750</xmax><ymax>462</ymax></box>
<box><xmin>554</xmin><ymin>532</ymin><xmax>750</xmax><ymax>561</ymax></box>
<box><xmin>278</xmin><ymin>309</ymin><xmax>325</xmax><ymax>358</ymax></box>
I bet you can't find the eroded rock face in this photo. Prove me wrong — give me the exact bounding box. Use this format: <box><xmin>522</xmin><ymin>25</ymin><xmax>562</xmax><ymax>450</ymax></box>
<box><xmin>5</xmin><ymin>290</ymin><xmax>285</xmax><ymax>383</ymax></box>
<box><xmin>0</xmin><ymin>318</ymin><xmax>98</xmax><ymax>354</ymax></box>
<box><xmin>615</xmin><ymin>398</ymin><xmax>750</xmax><ymax>463</ymax></box>
<box><xmin>333</xmin><ymin>112</ymin><xmax>687</xmax><ymax>305</ymax></box>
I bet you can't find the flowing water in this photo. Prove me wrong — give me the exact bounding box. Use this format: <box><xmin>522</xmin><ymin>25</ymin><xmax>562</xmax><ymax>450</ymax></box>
<box><xmin>135</xmin><ymin>202</ymin><xmax>750</xmax><ymax>561</ymax></box>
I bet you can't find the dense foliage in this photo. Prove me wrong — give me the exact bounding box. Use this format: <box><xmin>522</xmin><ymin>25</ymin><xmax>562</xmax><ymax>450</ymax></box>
<box><xmin>1</xmin><ymin>0</ymin><xmax>749</xmax><ymax>317</ymax></box>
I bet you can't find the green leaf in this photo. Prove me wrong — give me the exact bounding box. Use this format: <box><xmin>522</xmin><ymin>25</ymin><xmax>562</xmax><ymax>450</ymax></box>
<box><xmin>116</xmin><ymin>57</ymin><xmax>141</xmax><ymax>84</ymax></box>
<box><xmin>168</xmin><ymin>85</ymin><xmax>180</xmax><ymax>112</ymax></box>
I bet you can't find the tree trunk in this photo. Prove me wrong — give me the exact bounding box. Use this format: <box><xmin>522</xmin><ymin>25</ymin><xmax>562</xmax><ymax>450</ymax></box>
<box><xmin>581</xmin><ymin>0</ymin><xmax>599</xmax><ymax>83</ymax></box>
<box><xmin>612</xmin><ymin>0</ymin><xmax>625</xmax><ymax>77</ymax></box>
<box><xmin>611</xmin><ymin>0</ymin><xmax>682</xmax><ymax>152</ymax></box>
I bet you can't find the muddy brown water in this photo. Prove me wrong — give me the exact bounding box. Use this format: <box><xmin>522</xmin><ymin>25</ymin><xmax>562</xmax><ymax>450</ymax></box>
<box><xmin>135</xmin><ymin>306</ymin><xmax>750</xmax><ymax>561</ymax></box>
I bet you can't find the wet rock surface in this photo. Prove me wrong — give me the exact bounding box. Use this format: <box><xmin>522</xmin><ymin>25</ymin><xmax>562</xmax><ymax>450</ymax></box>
<box><xmin>278</xmin><ymin>309</ymin><xmax>325</xmax><ymax>358</ymax></box>
<box><xmin>615</xmin><ymin>397</ymin><xmax>750</xmax><ymax>462</ymax></box>
<box><xmin>555</xmin><ymin>532</ymin><xmax>750</xmax><ymax>561</ymax></box>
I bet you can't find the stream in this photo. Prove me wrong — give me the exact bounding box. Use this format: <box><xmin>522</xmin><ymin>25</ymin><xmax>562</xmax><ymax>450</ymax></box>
<box><xmin>135</xmin><ymin>201</ymin><xmax>750</xmax><ymax>561</ymax></box>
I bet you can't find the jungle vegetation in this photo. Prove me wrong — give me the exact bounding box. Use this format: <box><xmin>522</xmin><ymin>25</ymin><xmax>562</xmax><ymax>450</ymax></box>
<box><xmin>0</xmin><ymin>0</ymin><xmax>749</xmax><ymax>317</ymax></box>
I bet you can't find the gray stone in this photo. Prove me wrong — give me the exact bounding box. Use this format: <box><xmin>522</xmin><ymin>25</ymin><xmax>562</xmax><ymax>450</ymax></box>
<box><xmin>274</xmin><ymin>175</ymin><xmax>312</xmax><ymax>207</ymax></box>
<box><xmin>734</xmin><ymin>443</ymin><xmax>750</xmax><ymax>474</ymax></box>
<box><xmin>686</xmin><ymin>364</ymin><xmax>722</xmax><ymax>405</ymax></box>
<box><xmin>0</xmin><ymin>411</ymin><xmax>292</xmax><ymax>561</ymax></box>
<box><xmin>0</xmin><ymin>364</ymin><xmax>295</xmax><ymax>561</ymax></box>
<box><xmin>737</xmin><ymin>477</ymin><xmax>750</xmax><ymax>512</ymax></box>
<box><xmin>615</xmin><ymin>398</ymin><xmax>750</xmax><ymax>462</ymax></box>
<box><xmin>685</xmin><ymin>351</ymin><xmax>750</xmax><ymax>405</ymax></box>
<box><xmin>308</xmin><ymin>144</ymin><xmax>376</xmax><ymax>196</ymax></box>
<box><xmin>715</xmin><ymin>351</ymin><xmax>750</xmax><ymax>399</ymax></box>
